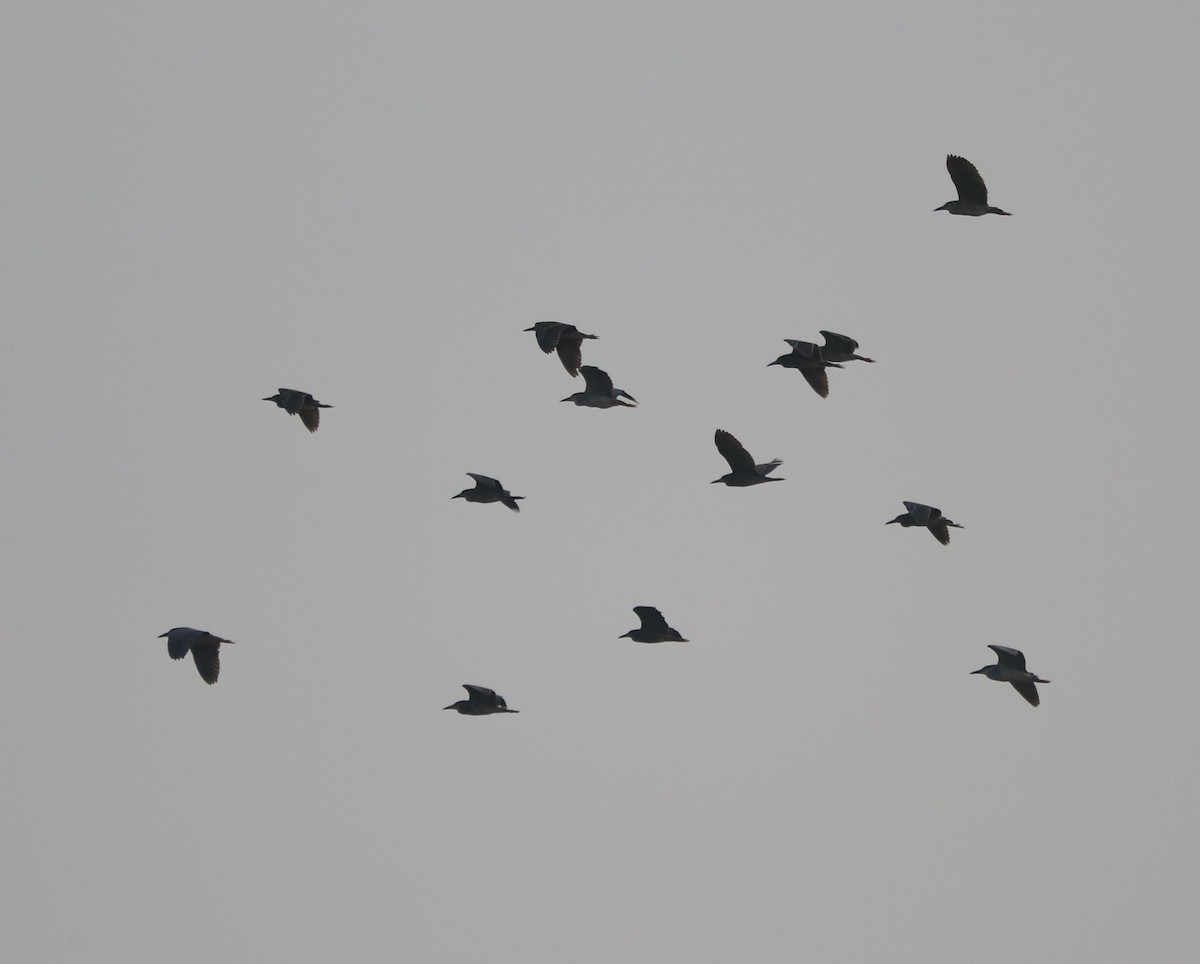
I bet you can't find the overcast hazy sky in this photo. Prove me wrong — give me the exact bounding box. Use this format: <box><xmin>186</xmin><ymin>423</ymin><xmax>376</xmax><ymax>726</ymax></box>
<box><xmin>4</xmin><ymin>3</ymin><xmax>1200</xmax><ymax>962</ymax></box>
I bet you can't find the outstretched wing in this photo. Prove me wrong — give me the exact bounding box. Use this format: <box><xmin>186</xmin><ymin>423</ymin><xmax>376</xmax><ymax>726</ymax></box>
<box><xmin>902</xmin><ymin>502</ymin><xmax>934</xmax><ymax>524</ymax></box>
<box><xmin>463</xmin><ymin>684</ymin><xmax>499</xmax><ymax>707</ymax></box>
<box><xmin>946</xmin><ymin>155</ymin><xmax>989</xmax><ymax>205</ymax></box>
<box><xmin>714</xmin><ymin>430</ymin><xmax>756</xmax><ymax>474</ymax></box>
<box><xmin>782</xmin><ymin>339</ymin><xmax>820</xmax><ymax>359</ymax></box>
<box><xmin>466</xmin><ymin>473</ymin><xmax>503</xmax><ymax>491</ymax></box>
<box><xmin>633</xmin><ymin>606</ymin><xmax>670</xmax><ymax>633</ymax></box>
<box><xmin>580</xmin><ymin>366</ymin><xmax>615</xmax><ymax>395</ymax></box>
<box><xmin>1009</xmin><ymin>680</ymin><xmax>1040</xmax><ymax>707</ymax></box>
<box><xmin>800</xmin><ymin>366</ymin><xmax>831</xmax><ymax>398</ymax></box>
<box><xmin>191</xmin><ymin>642</ymin><xmax>221</xmax><ymax>684</ymax></box>
<box><xmin>819</xmin><ymin>330</ymin><xmax>858</xmax><ymax>353</ymax></box>
<box><xmin>988</xmin><ymin>645</ymin><xmax>1027</xmax><ymax>672</ymax></box>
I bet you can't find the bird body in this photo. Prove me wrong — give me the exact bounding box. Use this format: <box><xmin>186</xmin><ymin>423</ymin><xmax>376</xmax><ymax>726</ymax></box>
<box><xmin>936</xmin><ymin>155</ymin><xmax>1011</xmax><ymax>216</ymax></box>
<box><xmin>712</xmin><ymin>429</ymin><xmax>783</xmax><ymax>486</ymax></box>
<box><xmin>971</xmin><ymin>645</ymin><xmax>1049</xmax><ymax>707</ymax></box>
<box><xmin>768</xmin><ymin>340</ymin><xmax>843</xmax><ymax>398</ymax></box>
<box><xmin>453</xmin><ymin>473</ymin><xmax>524</xmax><ymax>512</ymax></box>
<box><xmin>818</xmin><ymin>330</ymin><xmax>875</xmax><ymax>364</ymax></box>
<box><xmin>158</xmin><ymin>627</ymin><xmax>234</xmax><ymax>684</ymax></box>
<box><xmin>561</xmin><ymin>365</ymin><xmax>637</xmax><ymax>408</ymax></box>
<box><xmin>444</xmin><ymin>684</ymin><xmax>518</xmax><ymax>715</ymax></box>
<box><xmin>886</xmin><ymin>501</ymin><xmax>963</xmax><ymax>545</ymax></box>
<box><xmin>620</xmin><ymin>606</ymin><xmax>688</xmax><ymax>643</ymax></box>
<box><xmin>263</xmin><ymin>388</ymin><xmax>332</xmax><ymax>433</ymax></box>
<box><xmin>525</xmin><ymin>321</ymin><xmax>598</xmax><ymax>377</ymax></box>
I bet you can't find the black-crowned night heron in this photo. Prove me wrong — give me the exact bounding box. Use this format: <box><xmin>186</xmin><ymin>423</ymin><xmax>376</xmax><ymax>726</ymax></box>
<box><xmin>768</xmin><ymin>340</ymin><xmax>843</xmax><ymax>398</ymax></box>
<box><xmin>561</xmin><ymin>366</ymin><xmax>637</xmax><ymax>408</ymax></box>
<box><xmin>158</xmin><ymin>627</ymin><xmax>235</xmax><ymax>685</ymax></box>
<box><xmin>886</xmin><ymin>501</ymin><xmax>963</xmax><ymax>545</ymax></box>
<box><xmin>263</xmin><ymin>389</ymin><xmax>332</xmax><ymax>433</ymax></box>
<box><xmin>712</xmin><ymin>429</ymin><xmax>783</xmax><ymax>486</ymax></box>
<box><xmin>452</xmin><ymin>473</ymin><xmax>524</xmax><ymax>513</ymax></box>
<box><xmin>620</xmin><ymin>606</ymin><xmax>689</xmax><ymax>643</ymax></box>
<box><xmin>443</xmin><ymin>684</ymin><xmax>519</xmax><ymax>715</ymax></box>
<box><xmin>971</xmin><ymin>645</ymin><xmax>1049</xmax><ymax>707</ymax></box>
<box><xmin>935</xmin><ymin>155</ymin><xmax>1011</xmax><ymax>216</ymax></box>
<box><xmin>525</xmin><ymin>321</ymin><xmax>598</xmax><ymax>377</ymax></box>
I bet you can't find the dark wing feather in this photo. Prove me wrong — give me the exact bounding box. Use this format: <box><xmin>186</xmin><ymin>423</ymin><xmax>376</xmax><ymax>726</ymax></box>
<box><xmin>191</xmin><ymin>643</ymin><xmax>221</xmax><ymax>684</ymax></box>
<box><xmin>1009</xmin><ymin>680</ymin><xmax>1040</xmax><ymax>707</ymax></box>
<box><xmin>299</xmin><ymin>406</ymin><xmax>321</xmax><ymax>432</ymax></box>
<box><xmin>782</xmin><ymin>339</ymin><xmax>820</xmax><ymax>359</ymax></box>
<box><xmin>529</xmin><ymin>322</ymin><xmax>561</xmax><ymax>353</ymax></box>
<box><xmin>633</xmin><ymin>606</ymin><xmax>670</xmax><ymax>633</ymax></box>
<box><xmin>928</xmin><ymin>520</ymin><xmax>952</xmax><ymax>545</ymax></box>
<box><xmin>800</xmin><ymin>366</ymin><xmax>830</xmax><ymax>398</ymax></box>
<box><xmin>579</xmin><ymin>366</ymin><xmax>615</xmax><ymax>395</ymax></box>
<box><xmin>947</xmin><ymin>155</ymin><xmax>989</xmax><ymax>205</ymax></box>
<box><xmin>714</xmin><ymin>430</ymin><xmax>756</xmax><ymax>474</ymax></box>
<box><xmin>902</xmin><ymin>502</ymin><xmax>934</xmax><ymax>524</ymax></box>
<box><xmin>988</xmin><ymin>645</ymin><xmax>1027</xmax><ymax>671</ymax></box>
<box><xmin>466</xmin><ymin>473</ymin><xmax>502</xmax><ymax>491</ymax></box>
<box><xmin>463</xmin><ymin>684</ymin><xmax>499</xmax><ymax>706</ymax></box>
<box><xmin>819</xmin><ymin>331</ymin><xmax>858</xmax><ymax>353</ymax></box>
<box><xmin>555</xmin><ymin>338</ymin><xmax>583</xmax><ymax>377</ymax></box>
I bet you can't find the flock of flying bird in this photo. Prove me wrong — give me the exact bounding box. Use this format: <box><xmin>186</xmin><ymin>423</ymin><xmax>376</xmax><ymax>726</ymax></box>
<box><xmin>156</xmin><ymin>155</ymin><xmax>1049</xmax><ymax>709</ymax></box>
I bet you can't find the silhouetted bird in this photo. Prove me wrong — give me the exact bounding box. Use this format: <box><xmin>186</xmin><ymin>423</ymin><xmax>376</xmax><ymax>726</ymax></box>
<box><xmin>935</xmin><ymin>155</ymin><xmax>1011</xmax><ymax>216</ymax></box>
<box><xmin>452</xmin><ymin>473</ymin><xmax>524</xmax><ymax>513</ymax></box>
<box><xmin>158</xmin><ymin>627</ymin><xmax>235</xmax><ymax>685</ymax></box>
<box><xmin>620</xmin><ymin>606</ymin><xmax>688</xmax><ymax>643</ymax></box>
<box><xmin>768</xmin><ymin>340</ymin><xmax>843</xmax><ymax>398</ymax></box>
<box><xmin>971</xmin><ymin>645</ymin><xmax>1050</xmax><ymax>707</ymax></box>
<box><xmin>818</xmin><ymin>331</ymin><xmax>875</xmax><ymax>364</ymax></box>
<box><xmin>886</xmin><ymin>501</ymin><xmax>963</xmax><ymax>545</ymax></box>
<box><xmin>263</xmin><ymin>389</ymin><xmax>332</xmax><ymax>433</ymax></box>
<box><xmin>712</xmin><ymin>429</ymin><xmax>783</xmax><ymax>486</ymax></box>
<box><xmin>443</xmin><ymin>684</ymin><xmax>519</xmax><ymax>715</ymax></box>
<box><xmin>525</xmin><ymin>321</ymin><xmax>598</xmax><ymax>377</ymax></box>
<box><xmin>561</xmin><ymin>365</ymin><xmax>637</xmax><ymax>408</ymax></box>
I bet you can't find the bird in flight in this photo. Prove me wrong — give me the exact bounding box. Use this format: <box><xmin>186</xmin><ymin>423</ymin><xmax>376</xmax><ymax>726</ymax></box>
<box><xmin>935</xmin><ymin>155</ymin><xmax>1011</xmax><ymax>216</ymax></box>
<box><xmin>712</xmin><ymin>429</ymin><xmax>783</xmax><ymax>486</ymax></box>
<box><xmin>525</xmin><ymin>321</ymin><xmax>598</xmax><ymax>377</ymax></box>
<box><xmin>158</xmin><ymin>627</ymin><xmax>235</xmax><ymax>685</ymax></box>
<box><xmin>768</xmin><ymin>340</ymin><xmax>843</xmax><ymax>398</ymax></box>
<box><xmin>452</xmin><ymin>473</ymin><xmax>524</xmax><ymax>513</ymax></box>
<box><xmin>971</xmin><ymin>645</ymin><xmax>1050</xmax><ymax>707</ymax></box>
<box><xmin>886</xmin><ymin>501</ymin><xmax>963</xmax><ymax>545</ymax></box>
<box><xmin>444</xmin><ymin>684</ymin><xmax>519</xmax><ymax>715</ymax></box>
<box><xmin>620</xmin><ymin>606</ymin><xmax>689</xmax><ymax>643</ymax></box>
<box><xmin>263</xmin><ymin>389</ymin><xmax>332</xmax><ymax>433</ymax></box>
<box><xmin>561</xmin><ymin>365</ymin><xmax>637</xmax><ymax>408</ymax></box>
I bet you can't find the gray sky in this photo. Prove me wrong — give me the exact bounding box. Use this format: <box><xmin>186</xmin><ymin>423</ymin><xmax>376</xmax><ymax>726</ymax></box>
<box><xmin>4</xmin><ymin>3</ymin><xmax>1199</xmax><ymax>961</ymax></box>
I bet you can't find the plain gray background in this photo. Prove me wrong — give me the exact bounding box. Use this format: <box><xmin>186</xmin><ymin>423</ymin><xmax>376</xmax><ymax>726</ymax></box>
<box><xmin>4</xmin><ymin>3</ymin><xmax>1199</xmax><ymax>961</ymax></box>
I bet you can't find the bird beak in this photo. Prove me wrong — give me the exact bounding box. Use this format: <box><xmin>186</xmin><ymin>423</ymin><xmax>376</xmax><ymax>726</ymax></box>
<box><xmin>969</xmin><ymin>668</ymin><xmax>985</xmax><ymax>675</ymax></box>
<box><xmin>618</xmin><ymin>632</ymin><xmax>632</xmax><ymax>639</ymax></box>
<box><xmin>886</xmin><ymin>517</ymin><xmax>900</xmax><ymax>525</ymax></box>
<box><xmin>451</xmin><ymin>493</ymin><xmax>463</xmax><ymax>500</ymax></box>
<box><xmin>767</xmin><ymin>360</ymin><xmax>779</xmax><ymax>367</ymax></box>
<box><xmin>560</xmin><ymin>396</ymin><xmax>571</xmax><ymax>403</ymax></box>
<box><xmin>934</xmin><ymin>204</ymin><xmax>949</xmax><ymax>212</ymax></box>
<box><xmin>158</xmin><ymin>632</ymin><xmax>168</xmax><ymax>638</ymax></box>
<box><xmin>443</xmin><ymin>704</ymin><xmax>455</xmax><ymax>710</ymax></box>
